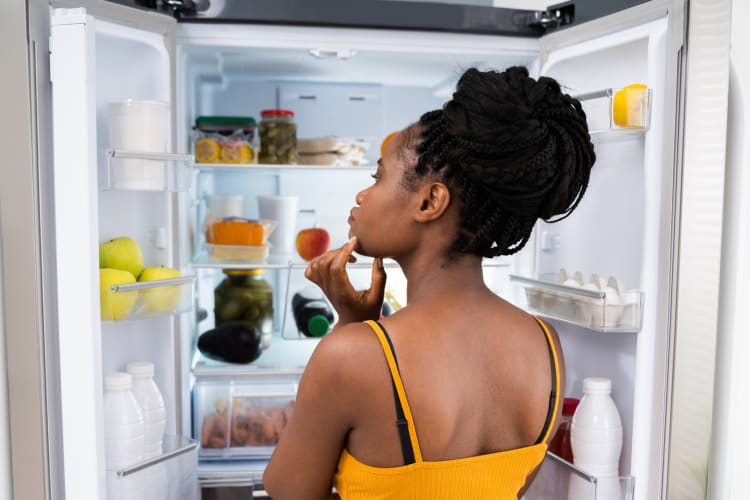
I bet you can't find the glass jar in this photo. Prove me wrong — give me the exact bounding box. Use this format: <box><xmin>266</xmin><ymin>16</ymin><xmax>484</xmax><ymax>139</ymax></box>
<box><xmin>214</xmin><ymin>269</ymin><xmax>273</xmax><ymax>337</ymax></box>
<box><xmin>258</xmin><ymin>109</ymin><xmax>297</xmax><ymax>164</ymax></box>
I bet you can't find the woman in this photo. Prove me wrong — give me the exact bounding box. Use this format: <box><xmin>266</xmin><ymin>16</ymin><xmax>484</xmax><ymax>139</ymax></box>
<box><xmin>264</xmin><ymin>66</ymin><xmax>595</xmax><ymax>499</ymax></box>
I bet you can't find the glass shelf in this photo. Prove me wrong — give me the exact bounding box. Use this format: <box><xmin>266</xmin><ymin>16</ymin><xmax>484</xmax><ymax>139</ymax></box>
<box><xmin>103</xmin><ymin>150</ymin><xmax>194</xmax><ymax>192</ymax></box>
<box><xmin>191</xmin><ymin>252</ymin><xmax>401</xmax><ymax>271</ymax></box>
<box><xmin>102</xmin><ymin>275</ymin><xmax>195</xmax><ymax>322</ymax></box>
<box><xmin>106</xmin><ymin>435</ymin><xmax>199</xmax><ymax>500</ymax></box>
<box><xmin>575</xmin><ymin>87</ymin><xmax>652</xmax><ymax>139</ymax></box>
<box><xmin>196</xmin><ymin>163</ymin><xmax>375</xmax><ymax>174</ymax></box>
<box><xmin>510</xmin><ymin>274</ymin><xmax>643</xmax><ymax>333</ymax></box>
<box><xmin>523</xmin><ymin>452</ymin><xmax>634</xmax><ymax>500</ymax></box>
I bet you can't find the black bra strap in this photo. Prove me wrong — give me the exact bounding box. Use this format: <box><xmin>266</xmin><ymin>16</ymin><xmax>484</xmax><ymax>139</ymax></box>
<box><xmin>533</xmin><ymin>319</ymin><xmax>559</xmax><ymax>445</ymax></box>
<box><xmin>375</xmin><ymin>321</ymin><xmax>416</xmax><ymax>465</ymax></box>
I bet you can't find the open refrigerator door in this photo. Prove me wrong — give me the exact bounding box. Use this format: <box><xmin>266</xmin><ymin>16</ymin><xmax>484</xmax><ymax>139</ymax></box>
<box><xmin>50</xmin><ymin>6</ymin><xmax>198</xmax><ymax>499</ymax></box>
<box><xmin>517</xmin><ymin>4</ymin><xmax>685</xmax><ymax>500</ymax></box>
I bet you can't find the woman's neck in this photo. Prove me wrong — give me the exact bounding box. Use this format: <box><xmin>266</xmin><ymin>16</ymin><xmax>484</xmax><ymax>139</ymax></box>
<box><xmin>398</xmin><ymin>251</ymin><xmax>487</xmax><ymax>306</ymax></box>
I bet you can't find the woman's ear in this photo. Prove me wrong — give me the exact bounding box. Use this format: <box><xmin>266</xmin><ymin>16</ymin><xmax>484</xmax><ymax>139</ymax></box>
<box><xmin>414</xmin><ymin>182</ymin><xmax>451</xmax><ymax>223</ymax></box>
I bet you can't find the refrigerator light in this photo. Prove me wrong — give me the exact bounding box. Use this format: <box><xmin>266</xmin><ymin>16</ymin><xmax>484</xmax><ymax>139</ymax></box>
<box><xmin>308</xmin><ymin>48</ymin><xmax>357</xmax><ymax>60</ymax></box>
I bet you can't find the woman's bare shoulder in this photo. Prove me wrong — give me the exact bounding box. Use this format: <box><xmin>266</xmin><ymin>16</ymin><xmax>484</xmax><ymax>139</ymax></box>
<box><xmin>305</xmin><ymin>322</ymin><xmax>387</xmax><ymax>393</ymax></box>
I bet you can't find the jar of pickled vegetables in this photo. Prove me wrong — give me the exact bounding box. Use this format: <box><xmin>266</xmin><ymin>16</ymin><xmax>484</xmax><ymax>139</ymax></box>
<box><xmin>258</xmin><ymin>109</ymin><xmax>297</xmax><ymax>164</ymax></box>
<box><xmin>214</xmin><ymin>269</ymin><xmax>273</xmax><ymax>337</ymax></box>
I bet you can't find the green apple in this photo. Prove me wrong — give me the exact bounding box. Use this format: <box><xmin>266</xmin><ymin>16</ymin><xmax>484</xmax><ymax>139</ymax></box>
<box><xmin>138</xmin><ymin>266</ymin><xmax>182</xmax><ymax>313</ymax></box>
<box><xmin>100</xmin><ymin>268</ymin><xmax>138</xmax><ymax>321</ymax></box>
<box><xmin>99</xmin><ymin>236</ymin><xmax>144</xmax><ymax>278</ymax></box>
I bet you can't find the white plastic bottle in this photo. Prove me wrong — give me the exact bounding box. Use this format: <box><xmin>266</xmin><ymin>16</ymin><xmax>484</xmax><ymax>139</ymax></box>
<box><xmin>103</xmin><ymin>372</ymin><xmax>145</xmax><ymax>470</ymax></box>
<box><xmin>569</xmin><ymin>377</ymin><xmax>623</xmax><ymax>500</ymax></box>
<box><xmin>127</xmin><ymin>361</ymin><xmax>166</xmax><ymax>458</ymax></box>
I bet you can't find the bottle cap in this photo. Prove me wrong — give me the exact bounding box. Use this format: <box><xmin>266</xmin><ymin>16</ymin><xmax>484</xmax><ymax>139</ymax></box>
<box><xmin>307</xmin><ymin>315</ymin><xmax>331</xmax><ymax>337</ymax></box>
<box><xmin>104</xmin><ymin>372</ymin><xmax>132</xmax><ymax>389</ymax></box>
<box><xmin>583</xmin><ymin>377</ymin><xmax>612</xmax><ymax>394</ymax></box>
<box><xmin>562</xmin><ymin>397</ymin><xmax>580</xmax><ymax>415</ymax></box>
<box><xmin>126</xmin><ymin>361</ymin><xmax>154</xmax><ymax>378</ymax></box>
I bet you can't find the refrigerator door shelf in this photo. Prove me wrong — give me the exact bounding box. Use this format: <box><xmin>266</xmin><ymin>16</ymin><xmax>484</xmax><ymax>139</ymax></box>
<box><xmin>106</xmin><ymin>434</ymin><xmax>199</xmax><ymax>500</ymax></box>
<box><xmin>510</xmin><ymin>274</ymin><xmax>644</xmax><ymax>334</ymax></box>
<box><xmin>575</xmin><ymin>87</ymin><xmax>653</xmax><ymax>137</ymax></box>
<box><xmin>102</xmin><ymin>274</ymin><xmax>195</xmax><ymax>322</ymax></box>
<box><xmin>524</xmin><ymin>451</ymin><xmax>634</xmax><ymax>500</ymax></box>
<box><xmin>104</xmin><ymin>150</ymin><xmax>194</xmax><ymax>192</ymax></box>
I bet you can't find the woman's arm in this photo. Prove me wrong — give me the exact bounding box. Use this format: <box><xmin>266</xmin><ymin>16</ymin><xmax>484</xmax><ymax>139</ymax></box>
<box><xmin>263</xmin><ymin>326</ymin><xmax>363</xmax><ymax>499</ymax></box>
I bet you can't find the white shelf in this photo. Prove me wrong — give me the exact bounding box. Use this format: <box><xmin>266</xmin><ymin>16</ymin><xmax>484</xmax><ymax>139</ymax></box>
<box><xmin>524</xmin><ymin>451</ymin><xmax>635</xmax><ymax>499</ymax></box>
<box><xmin>103</xmin><ymin>150</ymin><xmax>194</xmax><ymax>192</ymax></box>
<box><xmin>510</xmin><ymin>274</ymin><xmax>643</xmax><ymax>333</ymax></box>
<box><xmin>195</xmin><ymin>163</ymin><xmax>374</xmax><ymax>173</ymax></box>
<box><xmin>107</xmin><ymin>435</ymin><xmax>199</xmax><ymax>500</ymax></box>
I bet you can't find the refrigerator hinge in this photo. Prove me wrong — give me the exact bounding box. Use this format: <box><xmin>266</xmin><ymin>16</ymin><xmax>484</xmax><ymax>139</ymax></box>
<box><xmin>527</xmin><ymin>1</ymin><xmax>575</xmax><ymax>31</ymax></box>
<box><xmin>133</xmin><ymin>0</ymin><xmax>202</xmax><ymax>17</ymax></box>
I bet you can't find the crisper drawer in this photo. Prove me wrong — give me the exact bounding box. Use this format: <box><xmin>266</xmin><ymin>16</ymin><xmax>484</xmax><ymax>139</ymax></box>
<box><xmin>106</xmin><ymin>435</ymin><xmax>199</xmax><ymax>500</ymax></box>
<box><xmin>193</xmin><ymin>364</ymin><xmax>302</xmax><ymax>460</ymax></box>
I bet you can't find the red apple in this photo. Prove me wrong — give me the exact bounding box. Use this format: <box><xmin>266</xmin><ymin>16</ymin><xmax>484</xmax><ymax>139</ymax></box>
<box><xmin>295</xmin><ymin>227</ymin><xmax>330</xmax><ymax>261</ymax></box>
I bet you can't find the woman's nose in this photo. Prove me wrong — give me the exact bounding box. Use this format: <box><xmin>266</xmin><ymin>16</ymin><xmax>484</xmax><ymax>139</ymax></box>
<box><xmin>355</xmin><ymin>187</ymin><xmax>366</xmax><ymax>205</ymax></box>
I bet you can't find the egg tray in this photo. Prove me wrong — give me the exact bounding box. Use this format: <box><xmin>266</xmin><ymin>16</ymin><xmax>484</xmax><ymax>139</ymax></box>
<box><xmin>509</xmin><ymin>275</ymin><xmax>644</xmax><ymax>333</ymax></box>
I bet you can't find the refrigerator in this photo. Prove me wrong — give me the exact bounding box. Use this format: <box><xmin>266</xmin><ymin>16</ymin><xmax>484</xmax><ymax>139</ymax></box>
<box><xmin>0</xmin><ymin>0</ymin><xmax>734</xmax><ymax>498</ymax></box>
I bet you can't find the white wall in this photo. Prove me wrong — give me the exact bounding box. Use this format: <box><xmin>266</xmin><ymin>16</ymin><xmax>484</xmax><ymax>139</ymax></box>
<box><xmin>708</xmin><ymin>0</ymin><xmax>750</xmax><ymax>497</ymax></box>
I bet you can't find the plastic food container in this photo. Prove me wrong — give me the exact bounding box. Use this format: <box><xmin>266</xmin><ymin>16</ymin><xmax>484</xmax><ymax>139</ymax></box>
<box><xmin>258</xmin><ymin>109</ymin><xmax>297</xmax><ymax>164</ymax></box>
<box><xmin>107</xmin><ymin>100</ymin><xmax>170</xmax><ymax>189</ymax></box>
<box><xmin>192</xmin><ymin>367</ymin><xmax>301</xmax><ymax>459</ymax></box>
<box><xmin>193</xmin><ymin>116</ymin><xmax>257</xmax><ymax>164</ymax></box>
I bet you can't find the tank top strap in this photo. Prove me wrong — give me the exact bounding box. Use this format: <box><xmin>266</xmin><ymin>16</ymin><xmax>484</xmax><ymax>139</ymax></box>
<box><xmin>532</xmin><ymin>316</ymin><xmax>562</xmax><ymax>444</ymax></box>
<box><xmin>363</xmin><ymin>320</ymin><xmax>423</xmax><ymax>464</ymax></box>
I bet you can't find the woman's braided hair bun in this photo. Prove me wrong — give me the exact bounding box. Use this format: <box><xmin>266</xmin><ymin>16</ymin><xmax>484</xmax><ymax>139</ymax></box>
<box><xmin>414</xmin><ymin>66</ymin><xmax>596</xmax><ymax>258</ymax></box>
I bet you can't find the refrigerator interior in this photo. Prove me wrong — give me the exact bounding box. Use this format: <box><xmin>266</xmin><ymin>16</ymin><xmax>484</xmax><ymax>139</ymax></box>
<box><xmin>70</xmin><ymin>8</ymin><xmax>672</xmax><ymax>497</ymax></box>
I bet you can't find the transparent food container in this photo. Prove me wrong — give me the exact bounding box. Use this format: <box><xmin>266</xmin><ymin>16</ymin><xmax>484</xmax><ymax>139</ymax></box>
<box><xmin>101</xmin><ymin>275</ymin><xmax>195</xmax><ymax>322</ymax></box>
<box><xmin>510</xmin><ymin>274</ymin><xmax>644</xmax><ymax>333</ymax></box>
<box><xmin>106</xmin><ymin>435</ymin><xmax>199</xmax><ymax>500</ymax></box>
<box><xmin>206</xmin><ymin>243</ymin><xmax>269</xmax><ymax>261</ymax></box>
<box><xmin>193</xmin><ymin>367</ymin><xmax>301</xmax><ymax>459</ymax></box>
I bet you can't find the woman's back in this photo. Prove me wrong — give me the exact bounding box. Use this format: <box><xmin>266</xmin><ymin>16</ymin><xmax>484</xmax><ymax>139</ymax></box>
<box><xmin>340</xmin><ymin>289</ymin><xmax>563</xmax><ymax>468</ymax></box>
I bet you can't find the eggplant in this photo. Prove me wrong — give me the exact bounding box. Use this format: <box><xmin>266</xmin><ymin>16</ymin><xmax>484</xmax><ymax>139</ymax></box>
<box><xmin>197</xmin><ymin>323</ymin><xmax>262</xmax><ymax>364</ymax></box>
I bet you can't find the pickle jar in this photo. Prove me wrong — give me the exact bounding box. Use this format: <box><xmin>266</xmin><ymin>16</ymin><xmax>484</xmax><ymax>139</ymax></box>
<box><xmin>258</xmin><ymin>109</ymin><xmax>297</xmax><ymax>164</ymax></box>
<box><xmin>214</xmin><ymin>269</ymin><xmax>273</xmax><ymax>338</ymax></box>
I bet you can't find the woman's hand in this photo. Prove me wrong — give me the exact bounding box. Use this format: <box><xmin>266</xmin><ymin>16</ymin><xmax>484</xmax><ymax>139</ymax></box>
<box><xmin>304</xmin><ymin>236</ymin><xmax>387</xmax><ymax>326</ymax></box>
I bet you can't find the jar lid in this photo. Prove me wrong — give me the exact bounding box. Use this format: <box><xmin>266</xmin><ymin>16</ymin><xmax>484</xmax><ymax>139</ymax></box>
<box><xmin>583</xmin><ymin>377</ymin><xmax>612</xmax><ymax>394</ymax></box>
<box><xmin>261</xmin><ymin>109</ymin><xmax>294</xmax><ymax>117</ymax></box>
<box><xmin>126</xmin><ymin>361</ymin><xmax>154</xmax><ymax>378</ymax></box>
<box><xmin>196</xmin><ymin>116</ymin><xmax>256</xmax><ymax>126</ymax></box>
<box><xmin>224</xmin><ymin>269</ymin><xmax>265</xmax><ymax>276</ymax></box>
<box><xmin>104</xmin><ymin>372</ymin><xmax>132</xmax><ymax>389</ymax></box>
<box><xmin>562</xmin><ymin>397</ymin><xmax>580</xmax><ymax>415</ymax></box>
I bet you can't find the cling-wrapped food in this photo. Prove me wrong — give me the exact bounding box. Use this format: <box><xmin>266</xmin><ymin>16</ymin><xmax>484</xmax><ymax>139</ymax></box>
<box><xmin>200</xmin><ymin>397</ymin><xmax>296</xmax><ymax>449</ymax></box>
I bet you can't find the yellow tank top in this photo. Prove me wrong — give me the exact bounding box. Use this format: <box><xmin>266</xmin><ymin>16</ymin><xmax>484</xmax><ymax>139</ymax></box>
<box><xmin>333</xmin><ymin>318</ymin><xmax>561</xmax><ymax>500</ymax></box>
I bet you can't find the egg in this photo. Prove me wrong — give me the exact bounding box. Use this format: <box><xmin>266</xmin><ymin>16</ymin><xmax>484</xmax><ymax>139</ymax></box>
<box><xmin>563</xmin><ymin>278</ymin><xmax>582</xmax><ymax>288</ymax></box>
<box><xmin>603</xmin><ymin>286</ymin><xmax>622</xmax><ymax>305</ymax></box>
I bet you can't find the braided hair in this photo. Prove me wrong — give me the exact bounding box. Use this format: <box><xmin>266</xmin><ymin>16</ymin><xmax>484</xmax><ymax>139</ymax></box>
<box><xmin>405</xmin><ymin>66</ymin><xmax>595</xmax><ymax>258</ymax></box>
